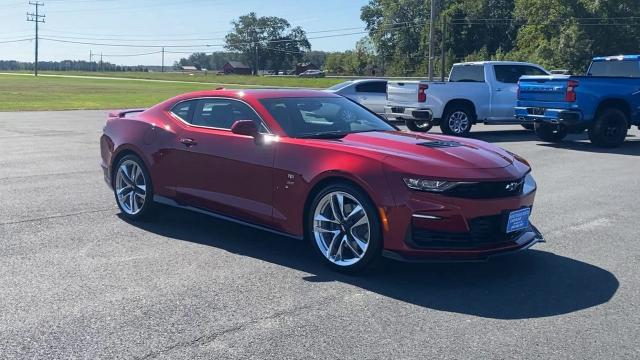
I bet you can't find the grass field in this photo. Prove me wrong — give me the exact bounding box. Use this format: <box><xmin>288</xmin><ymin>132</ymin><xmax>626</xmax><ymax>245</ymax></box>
<box><xmin>0</xmin><ymin>73</ymin><xmax>343</xmax><ymax>111</ymax></box>
<box><xmin>6</xmin><ymin>71</ymin><xmax>344</xmax><ymax>88</ymax></box>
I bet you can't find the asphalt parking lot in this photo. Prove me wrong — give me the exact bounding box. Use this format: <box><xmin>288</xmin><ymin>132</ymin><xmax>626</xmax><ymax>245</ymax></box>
<box><xmin>1</xmin><ymin>110</ymin><xmax>639</xmax><ymax>359</ymax></box>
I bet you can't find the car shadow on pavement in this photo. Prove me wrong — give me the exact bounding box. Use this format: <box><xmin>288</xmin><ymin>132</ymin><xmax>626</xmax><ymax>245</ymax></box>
<box><xmin>537</xmin><ymin>138</ymin><xmax>640</xmax><ymax>156</ymax></box>
<box><xmin>121</xmin><ymin>206</ymin><xmax>619</xmax><ymax>320</ymax></box>
<box><xmin>469</xmin><ymin>129</ymin><xmax>541</xmax><ymax>143</ymax></box>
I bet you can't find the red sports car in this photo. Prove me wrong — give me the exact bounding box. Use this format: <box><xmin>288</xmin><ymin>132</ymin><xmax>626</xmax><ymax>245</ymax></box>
<box><xmin>100</xmin><ymin>89</ymin><xmax>543</xmax><ymax>272</ymax></box>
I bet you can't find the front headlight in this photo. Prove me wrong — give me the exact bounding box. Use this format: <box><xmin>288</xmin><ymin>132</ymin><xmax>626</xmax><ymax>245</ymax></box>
<box><xmin>403</xmin><ymin>177</ymin><xmax>466</xmax><ymax>192</ymax></box>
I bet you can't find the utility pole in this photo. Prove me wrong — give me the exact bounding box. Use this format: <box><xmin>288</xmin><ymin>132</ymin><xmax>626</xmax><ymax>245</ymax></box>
<box><xmin>26</xmin><ymin>1</ymin><xmax>45</xmax><ymax>76</ymax></box>
<box><xmin>428</xmin><ymin>0</ymin><xmax>435</xmax><ymax>80</ymax></box>
<box><xmin>100</xmin><ymin>53</ymin><xmax>103</xmax><ymax>72</ymax></box>
<box><xmin>161</xmin><ymin>47</ymin><xmax>165</xmax><ymax>73</ymax></box>
<box><xmin>441</xmin><ymin>15</ymin><xmax>446</xmax><ymax>81</ymax></box>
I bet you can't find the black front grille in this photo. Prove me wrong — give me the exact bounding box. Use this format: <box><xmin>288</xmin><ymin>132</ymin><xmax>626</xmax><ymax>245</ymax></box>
<box><xmin>411</xmin><ymin>214</ymin><xmax>528</xmax><ymax>249</ymax></box>
<box><xmin>445</xmin><ymin>178</ymin><xmax>525</xmax><ymax>199</ymax></box>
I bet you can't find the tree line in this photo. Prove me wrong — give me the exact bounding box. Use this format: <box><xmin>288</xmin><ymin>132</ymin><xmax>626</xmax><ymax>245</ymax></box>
<box><xmin>178</xmin><ymin>1</ymin><xmax>640</xmax><ymax>76</ymax></box>
<box><xmin>0</xmin><ymin>60</ymin><xmax>151</xmax><ymax>72</ymax></box>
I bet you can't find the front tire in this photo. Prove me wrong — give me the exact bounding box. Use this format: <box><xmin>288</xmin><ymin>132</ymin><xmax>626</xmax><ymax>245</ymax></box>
<box><xmin>307</xmin><ymin>183</ymin><xmax>382</xmax><ymax>273</ymax></box>
<box><xmin>534</xmin><ymin>123</ymin><xmax>568</xmax><ymax>142</ymax></box>
<box><xmin>440</xmin><ymin>106</ymin><xmax>473</xmax><ymax>136</ymax></box>
<box><xmin>588</xmin><ymin>108</ymin><xmax>628</xmax><ymax>148</ymax></box>
<box><xmin>113</xmin><ymin>154</ymin><xmax>154</xmax><ymax>220</ymax></box>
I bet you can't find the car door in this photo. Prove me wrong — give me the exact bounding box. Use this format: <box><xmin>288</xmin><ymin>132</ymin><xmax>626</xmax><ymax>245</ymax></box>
<box><xmin>354</xmin><ymin>81</ymin><xmax>388</xmax><ymax>115</ymax></box>
<box><xmin>171</xmin><ymin>97</ymin><xmax>276</xmax><ymax>226</ymax></box>
<box><xmin>490</xmin><ymin>64</ymin><xmax>548</xmax><ymax>121</ymax></box>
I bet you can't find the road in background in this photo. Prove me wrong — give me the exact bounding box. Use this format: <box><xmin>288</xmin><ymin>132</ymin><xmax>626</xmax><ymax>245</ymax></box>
<box><xmin>1</xmin><ymin>111</ymin><xmax>639</xmax><ymax>359</ymax></box>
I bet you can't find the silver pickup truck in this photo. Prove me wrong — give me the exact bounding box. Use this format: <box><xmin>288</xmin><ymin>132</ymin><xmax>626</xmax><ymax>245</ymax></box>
<box><xmin>385</xmin><ymin>61</ymin><xmax>548</xmax><ymax>135</ymax></box>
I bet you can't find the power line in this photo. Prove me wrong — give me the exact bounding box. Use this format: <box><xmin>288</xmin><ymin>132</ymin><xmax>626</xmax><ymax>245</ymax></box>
<box><xmin>0</xmin><ymin>38</ymin><xmax>34</xmax><ymax>44</ymax></box>
<box><xmin>26</xmin><ymin>1</ymin><xmax>45</xmax><ymax>76</ymax></box>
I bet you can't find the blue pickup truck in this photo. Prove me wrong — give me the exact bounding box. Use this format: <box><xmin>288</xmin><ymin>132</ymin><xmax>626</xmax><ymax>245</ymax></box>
<box><xmin>515</xmin><ymin>55</ymin><xmax>640</xmax><ymax>147</ymax></box>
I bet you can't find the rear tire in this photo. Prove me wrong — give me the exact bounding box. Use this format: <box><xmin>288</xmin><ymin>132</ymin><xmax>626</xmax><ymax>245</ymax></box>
<box><xmin>306</xmin><ymin>182</ymin><xmax>382</xmax><ymax>273</ymax></box>
<box><xmin>588</xmin><ymin>108</ymin><xmax>628</xmax><ymax>148</ymax></box>
<box><xmin>406</xmin><ymin>118</ymin><xmax>433</xmax><ymax>132</ymax></box>
<box><xmin>113</xmin><ymin>154</ymin><xmax>154</xmax><ymax>220</ymax></box>
<box><xmin>440</xmin><ymin>106</ymin><xmax>474</xmax><ymax>136</ymax></box>
<box><xmin>534</xmin><ymin>123</ymin><xmax>568</xmax><ymax>142</ymax></box>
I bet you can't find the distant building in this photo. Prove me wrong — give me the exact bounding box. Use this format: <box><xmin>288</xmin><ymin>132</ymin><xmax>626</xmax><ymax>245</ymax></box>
<box><xmin>223</xmin><ymin>61</ymin><xmax>252</xmax><ymax>75</ymax></box>
<box><xmin>295</xmin><ymin>62</ymin><xmax>319</xmax><ymax>75</ymax></box>
<box><xmin>180</xmin><ymin>65</ymin><xmax>199</xmax><ymax>72</ymax></box>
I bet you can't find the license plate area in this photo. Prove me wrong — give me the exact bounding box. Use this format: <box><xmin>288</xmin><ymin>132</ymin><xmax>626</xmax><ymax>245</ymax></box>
<box><xmin>528</xmin><ymin>107</ymin><xmax>545</xmax><ymax>116</ymax></box>
<box><xmin>391</xmin><ymin>106</ymin><xmax>405</xmax><ymax>114</ymax></box>
<box><xmin>505</xmin><ymin>208</ymin><xmax>531</xmax><ymax>233</ymax></box>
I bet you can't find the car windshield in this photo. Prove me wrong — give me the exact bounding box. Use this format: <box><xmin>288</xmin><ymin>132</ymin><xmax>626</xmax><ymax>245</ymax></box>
<box><xmin>260</xmin><ymin>97</ymin><xmax>395</xmax><ymax>138</ymax></box>
<box><xmin>327</xmin><ymin>81</ymin><xmax>353</xmax><ymax>90</ymax></box>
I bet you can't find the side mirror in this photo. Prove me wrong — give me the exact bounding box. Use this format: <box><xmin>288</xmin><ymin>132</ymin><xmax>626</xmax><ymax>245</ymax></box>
<box><xmin>231</xmin><ymin>120</ymin><xmax>259</xmax><ymax>138</ymax></box>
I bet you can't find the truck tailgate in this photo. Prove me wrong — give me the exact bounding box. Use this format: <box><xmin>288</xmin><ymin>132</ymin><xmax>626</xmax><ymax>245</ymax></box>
<box><xmin>387</xmin><ymin>80</ymin><xmax>420</xmax><ymax>106</ymax></box>
<box><xmin>518</xmin><ymin>75</ymin><xmax>572</xmax><ymax>106</ymax></box>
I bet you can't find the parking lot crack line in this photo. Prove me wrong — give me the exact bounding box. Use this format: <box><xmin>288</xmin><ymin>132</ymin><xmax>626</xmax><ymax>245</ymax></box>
<box><xmin>0</xmin><ymin>208</ymin><xmax>115</xmax><ymax>225</ymax></box>
<box><xmin>0</xmin><ymin>170</ymin><xmax>101</xmax><ymax>181</ymax></box>
<box><xmin>134</xmin><ymin>294</ymin><xmax>338</xmax><ymax>360</ymax></box>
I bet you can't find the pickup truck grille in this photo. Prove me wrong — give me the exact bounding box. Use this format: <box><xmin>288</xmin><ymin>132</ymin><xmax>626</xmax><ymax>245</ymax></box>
<box><xmin>445</xmin><ymin>178</ymin><xmax>525</xmax><ymax>199</ymax></box>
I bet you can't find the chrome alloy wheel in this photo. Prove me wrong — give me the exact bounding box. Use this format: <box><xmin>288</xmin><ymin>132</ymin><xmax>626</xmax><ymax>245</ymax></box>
<box><xmin>313</xmin><ymin>191</ymin><xmax>370</xmax><ymax>266</ymax></box>
<box><xmin>448</xmin><ymin>111</ymin><xmax>470</xmax><ymax>134</ymax></box>
<box><xmin>115</xmin><ymin>160</ymin><xmax>147</xmax><ymax>215</ymax></box>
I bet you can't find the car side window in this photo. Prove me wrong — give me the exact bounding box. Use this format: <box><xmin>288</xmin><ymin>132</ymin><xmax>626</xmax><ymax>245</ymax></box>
<box><xmin>494</xmin><ymin>65</ymin><xmax>547</xmax><ymax>83</ymax></box>
<box><xmin>189</xmin><ymin>98</ymin><xmax>267</xmax><ymax>132</ymax></box>
<box><xmin>449</xmin><ymin>65</ymin><xmax>485</xmax><ymax>82</ymax></box>
<box><xmin>355</xmin><ymin>81</ymin><xmax>387</xmax><ymax>93</ymax></box>
<box><xmin>170</xmin><ymin>100</ymin><xmax>196</xmax><ymax>122</ymax></box>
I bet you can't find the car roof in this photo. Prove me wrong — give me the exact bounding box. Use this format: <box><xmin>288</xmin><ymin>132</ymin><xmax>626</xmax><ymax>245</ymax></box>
<box><xmin>592</xmin><ymin>55</ymin><xmax>640</xmax><ymax>61</ymax></box>
<box><xmin>453</xmin><ymin>61</ymin><xmax>540</xmax><ymax>66</ymax></box>
<box><xmin>166</xmin><ymin>89</ymin><xmax>341</xmax><ymax>103</ymax></box>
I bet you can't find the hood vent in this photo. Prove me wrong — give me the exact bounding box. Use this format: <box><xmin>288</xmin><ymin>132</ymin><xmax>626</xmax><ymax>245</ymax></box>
<box><xmin>417</xmin><ymin>140</ymin><xmax>463</xmax><ymax>148</ymax></box>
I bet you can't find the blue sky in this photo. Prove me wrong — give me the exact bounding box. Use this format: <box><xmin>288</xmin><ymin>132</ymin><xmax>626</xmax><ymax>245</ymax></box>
<box><xmin>0</xmin><ymin>0</ymin><xmax>370</xmax><ymax>66</ymax></box>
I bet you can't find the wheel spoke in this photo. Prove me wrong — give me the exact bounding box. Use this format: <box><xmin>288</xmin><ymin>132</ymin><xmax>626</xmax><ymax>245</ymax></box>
<box><xmin>327</xmin><ymin>233</ymin><xmax>344</xmax><ymax>259</ymax></box>
<box><xmin>350</xmin><ymin>232</ymin><xmax>368</xmax><ymax>253</ymax></box>
<box><xmin>117</xmin><ymin>186</ymin><xmax>132</xmax><ymax>197</ymax></box>
<box><xmin>343</xmin><ymin>236</ymin><xmax>361</xmax><ymax>257</ymax></box>
<box><xmin>314</xmin><ymin>226</ymin><xmax>340</xmax><ymax>235</ymax></box>
<box><xmin>315</xmin><ymin>213</ymin><xmax>339</xmax><ymax>224</ymax></box>
<box><xmin>330</xmin><ymin>194</ymin><xmax>345</xmax><ymax>221</ymax></box>
<box><xmin>129</xmin><ymin>191</ymin><xmax>136</xmax><ymax>212</ymax></box>
<box><xmin>346</xmin><ymin>205</ymin><xmax>363</xmax><ymax>221</ymax></box>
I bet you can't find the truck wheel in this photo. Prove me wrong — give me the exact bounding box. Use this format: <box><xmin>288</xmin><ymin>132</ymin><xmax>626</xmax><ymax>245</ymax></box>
<box><xmin>588</xmin><ymin>108</ymin><xmax>628</xmax><ymax>148</ymax></box>
<box><xmin>534</xmin><ymin>123</ymin><xmax>568</xmax><ymax>142</ymax></box>
<box><xmin>406</xmin><ymin>118</ymin><xmax>433</xmax><ymax>132</ymax></box>
<box><xmin>440</xmin><ymin>106</ymin><xmax>473</xmax><ymax>136</ymax></box>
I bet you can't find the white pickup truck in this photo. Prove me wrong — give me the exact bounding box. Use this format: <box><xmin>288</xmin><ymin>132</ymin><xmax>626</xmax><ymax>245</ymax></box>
<box><xmin>384</xmin><ymin>61</ymin><xmax>549</xmax><ymax>135</ymax></box>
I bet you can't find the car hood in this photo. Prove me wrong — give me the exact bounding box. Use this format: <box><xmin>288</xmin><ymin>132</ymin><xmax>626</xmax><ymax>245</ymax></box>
<box><xmin>325</xmin><ymin>131</ymin><xmax>525</xmax><ymax>179</ymax></box>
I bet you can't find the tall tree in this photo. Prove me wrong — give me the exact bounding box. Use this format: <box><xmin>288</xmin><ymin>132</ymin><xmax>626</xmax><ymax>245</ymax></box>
<box><xmin>224</xmin><ymin>12</ymin><xmax>310</xmax><ymax>74</ymax></box>
<box><xmin>361</xmin><ymin>0</ymin><xmax>429</xmax><ymax>76</ymax></box>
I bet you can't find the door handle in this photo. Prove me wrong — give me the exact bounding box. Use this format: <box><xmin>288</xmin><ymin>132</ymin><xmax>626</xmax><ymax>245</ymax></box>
<box><xmin>180</xmin><ymin>138</ymin><xmax>197</xmax><ymax>147</ymax></box>
<box><xmin>495</xmin><ymin>88</ymin><xmax>503</xmax><ymax>92</ymax></box>
<box><xmin>360</xmin><ymin>96</ymin><xmax>368</xmax><ymax>100</ymax></box>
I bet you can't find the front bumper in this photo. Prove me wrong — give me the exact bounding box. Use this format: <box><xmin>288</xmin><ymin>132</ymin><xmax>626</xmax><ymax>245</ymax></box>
<box><xmin>380</xmin><ymin>171</ymin><xmax>542</xmax><ymax>262</ymax></box>
<box><xmin>383</xmin><ymin>224</ymin><xmax>544</xmax><ymax>262</ymax></box>
<box><xmin>514</xmin><ymin>107</ymin><xmax>583</xmax><ymax>127</ymax></box>
<box><xmin>384</xmin><ymin>106</ymin><xmax>433</xmax><ymax>121</ymax></box>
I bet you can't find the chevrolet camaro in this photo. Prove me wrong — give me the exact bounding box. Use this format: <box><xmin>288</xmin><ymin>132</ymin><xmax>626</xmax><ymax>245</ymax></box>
<box><xmin>100</xmin><ymin>89</ymin><xmax>544</xmax><ymax>272</ymax></box>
